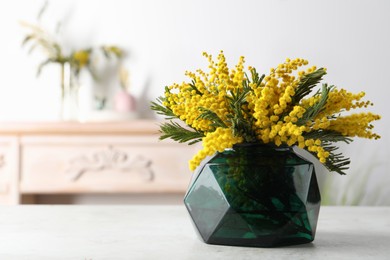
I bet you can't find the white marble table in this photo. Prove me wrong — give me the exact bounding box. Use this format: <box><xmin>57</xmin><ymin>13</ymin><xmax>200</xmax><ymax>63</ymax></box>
<box><xmin>0</xmin><ymin>206</ymin><xmax>389</xmax><ymax>260</ymax></box>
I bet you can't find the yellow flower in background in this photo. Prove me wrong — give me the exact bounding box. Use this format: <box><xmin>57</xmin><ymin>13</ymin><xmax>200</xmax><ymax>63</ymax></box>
<box><xmin>119</xmin><ymin>67</ymin><xmax>130</xmax><ymax>90</ymax></box>
<box><xmin>152</xmin><ymin>51</ymin><xmax>381</xmax><ymax>174</ymax></box>
<box><xmin>102</xmin><ymin>45</ymin><xmax>124</xmax><ymax>59</ymax></box>
<box><xmin>72</xmin><ymin>50</ymin><xmax>90</xmax><ymax>68</ymax></box>
<box><xmin>20</xmin><ymin>2</ymin><xmax>125</xmax><ymax>81</ymax></box>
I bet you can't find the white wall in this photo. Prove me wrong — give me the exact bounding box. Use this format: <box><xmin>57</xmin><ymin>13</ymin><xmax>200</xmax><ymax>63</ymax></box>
<box><xmin>0</xmin><ymin>0</ymin><xmax>389</xmax><ymax>204</ymax></box>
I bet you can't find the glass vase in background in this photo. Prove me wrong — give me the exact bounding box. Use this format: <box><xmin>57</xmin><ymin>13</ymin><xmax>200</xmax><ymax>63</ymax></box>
<box><xmin>184</xmin><ymin>143</ymin><xmax>321</xmax><ymax>247</ymax></box>
<box><xmin>60</xmin><ymin>62</ymin><xmax>79</xmax><ymax>121</ymax></box>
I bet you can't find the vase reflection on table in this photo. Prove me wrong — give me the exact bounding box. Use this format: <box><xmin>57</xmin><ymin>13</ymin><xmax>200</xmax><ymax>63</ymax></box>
<box><xmin>184</xmin><ymin>143</ymin><xmax>321</xmax><ymax>247</ymax></box>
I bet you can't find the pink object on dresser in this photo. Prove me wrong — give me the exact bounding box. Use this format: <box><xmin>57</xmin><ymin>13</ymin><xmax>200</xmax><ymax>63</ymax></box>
<box><xmin>114</xmin><ymin>90</ymin><xmax>136</xmax><ymax>112</ymax></box>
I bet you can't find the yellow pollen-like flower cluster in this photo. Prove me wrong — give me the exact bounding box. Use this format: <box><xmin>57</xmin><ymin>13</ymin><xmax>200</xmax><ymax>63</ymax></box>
<box><xmin>328</xmin><ymin>113</ymin><xmax>381</xmax><ymax>139</ymax></box>
<box><xmin>189</xmin><ymin>128</ymin><xmax>243</xmax><ymax>171</ymax></box>
<box><xmin>320</xmin><ymin>89</ymin><xmax>370</xmax><ymax>117</ymax></box>
<box><xmin>163</xmin><ymin>51</ymin><xmax>248</xmax><ymax>170</ymax></box>
<box><xmin>154</xmin><ymin>51</ymin><xmax>381</xmax><ymax>174</ymax></box>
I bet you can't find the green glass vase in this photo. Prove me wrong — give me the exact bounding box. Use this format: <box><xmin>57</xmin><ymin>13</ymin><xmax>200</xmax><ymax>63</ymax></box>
<box><xmin>184</xmin><ymin>143</ymin><xmax>321</xmax><ymax>247</ymax></box>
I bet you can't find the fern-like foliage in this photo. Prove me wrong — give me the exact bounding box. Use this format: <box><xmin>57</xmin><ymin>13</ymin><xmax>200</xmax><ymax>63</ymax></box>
<box><xmin>159</xmin><ymin>121</ymin><xmax>204</xmax><ymax>145</ymax></box>
<box><xmin>292</xmin><ymin>68</ymin><xmax>327</xmax><ymax>104</ymax></box>
<box><xmin>150</xmin><ymin>95</ymin><xmax>177</xmax><ymax>119</ymax></box>
<box><xmin>304</xmin><ymin>130</ymin><xmax>352</xmax><ymax>175</ymax></box>
<box><xmin>225</xmin><ymin>72</ymin><xmax>261</xmax><ymax>142</ymax></box>
<box><xmin>297</xmin><ymin>84</ymin><xmax>332</xmax><ymax>125</ymax></box>
<box><xmin>249</xmin><ymin>68</ymin><xmax>265</xmax><ymax>88</ymax></box>
<box><xmin>321</xmin><ymin>143</ymin><xmax>351</xmax><ymax>175</ymax></box>
<box><xmin>303</xmin><ymin>129</ymin><xmax>353</xmax><ymax>143</ymax></box>
<box><xmin>188</xmin><ymin>80</ymin><xmax>203</xmax><ymax>95</ymax></box>
<box><xmin>197</xmin><ymin>107</ymin><xmax>227</xmax><ymax>129</ymax></box>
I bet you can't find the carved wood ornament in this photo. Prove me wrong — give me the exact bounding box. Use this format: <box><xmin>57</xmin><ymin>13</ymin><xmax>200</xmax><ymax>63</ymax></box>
<box><xmin>65</xmin><ymin>146</ymin><xmax>154</xmax><ymax>181</ymax></box>
<box><xmin>0</xmin><ymin>154</ymin><xmax>4</xmax><ymax>169</ymax></box>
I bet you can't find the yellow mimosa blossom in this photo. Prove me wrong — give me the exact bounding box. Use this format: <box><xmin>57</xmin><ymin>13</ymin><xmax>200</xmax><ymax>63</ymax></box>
<box><xmin>328</xmin><ymin>113</ymin><xmax>381</xmax><ymax>139</ymax></box>
<box><xmin>152</xmin><ymin>51</ymin><xmax>381</xmax><ymax>175</ymax></box>
<box><xmin>189</xmin><ymin>127</ymin><xmax>243</xmax><ymax>171</ymax></box>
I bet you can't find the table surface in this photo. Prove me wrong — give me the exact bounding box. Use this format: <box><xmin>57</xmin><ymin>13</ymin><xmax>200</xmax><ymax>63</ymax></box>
<box><xmin>0</xmin><ymin>206</ymin><xmax>389</xmax><ymax>260</ymax></box>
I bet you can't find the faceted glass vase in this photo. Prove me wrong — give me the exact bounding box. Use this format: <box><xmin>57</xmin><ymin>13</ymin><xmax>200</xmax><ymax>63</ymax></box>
<box><xmin>184</xmin><ymin>144</ymin><xmax>321</xmax><ymax>247</ymax></box>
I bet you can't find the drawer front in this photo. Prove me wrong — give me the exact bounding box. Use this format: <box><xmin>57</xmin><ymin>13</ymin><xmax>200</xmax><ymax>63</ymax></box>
<box><xmin>0</xmin><ymin>137</ymin><xmax>18</xmax><ymax>204</ymax></box>
<box><xmin>0</xmin><ymin>142</ymin><xmax>10</xmax><ymax>196</ymax></box>
<box><xmin>20</xmin><ymin>136</ymin><xmax>198</xmax><ymax>193</ymax></box>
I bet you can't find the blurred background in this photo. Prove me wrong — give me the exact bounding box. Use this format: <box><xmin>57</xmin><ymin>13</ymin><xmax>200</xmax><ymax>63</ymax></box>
<box><xmin>0</xmin><ymin>0</ymin><xmax>388</xmax><ymax>205</ymax></box>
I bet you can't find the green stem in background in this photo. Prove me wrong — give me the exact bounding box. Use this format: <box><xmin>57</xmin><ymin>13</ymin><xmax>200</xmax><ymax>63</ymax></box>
<box><xmin>60</xmin><ymin>62</ymin><xmax>65</xmax><ymax>107</ymax></box>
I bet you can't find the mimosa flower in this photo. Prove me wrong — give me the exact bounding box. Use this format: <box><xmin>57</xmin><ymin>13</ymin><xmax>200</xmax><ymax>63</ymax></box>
<box><xmin>152</xmin><ymin>51</ymin><xmax>381</xmax><ymax>174</ymax></box>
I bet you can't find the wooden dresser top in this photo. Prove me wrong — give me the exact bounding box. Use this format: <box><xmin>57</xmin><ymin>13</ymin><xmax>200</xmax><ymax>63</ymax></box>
<box><xmin>0</xmin><ymin>120</ymin><xmax>161</xmax><ymax>135</ymax></box>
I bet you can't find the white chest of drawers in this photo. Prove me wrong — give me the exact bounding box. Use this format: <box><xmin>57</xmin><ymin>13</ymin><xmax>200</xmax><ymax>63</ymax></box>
<box><xmin>0</xmin><ymin>121</ymin><xmax>196</xmax><ymax>204</ymax></box>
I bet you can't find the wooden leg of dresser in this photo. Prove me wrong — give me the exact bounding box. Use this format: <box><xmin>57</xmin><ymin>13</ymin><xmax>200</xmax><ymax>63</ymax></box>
<box><xmin>8</xmin><ymin>139</ymin><xmax>21</xmax><ymax>205</ymax></box>
<box><xmin>0</xmin><ymin>180</ymin><xmax>20</xmax><ymax>205</ymax></box>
